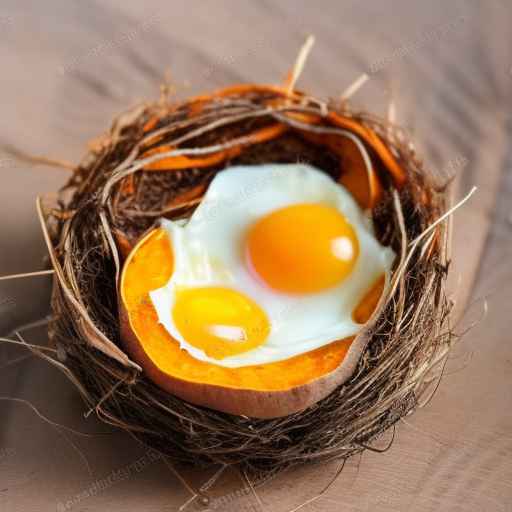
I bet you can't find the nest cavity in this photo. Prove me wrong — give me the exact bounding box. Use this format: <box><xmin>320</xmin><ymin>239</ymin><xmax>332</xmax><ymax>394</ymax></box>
<box><xmin>43</xmin><ymin>85</ymin><xmax>454</xmax><ymax>479</ymax></box>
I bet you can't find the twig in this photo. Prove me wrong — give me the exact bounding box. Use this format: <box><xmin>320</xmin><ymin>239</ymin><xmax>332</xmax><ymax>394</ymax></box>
<box><xmin>286</xmin><ymin>459</ymin><xmax>346</xmax><ymax>512</ymax></box>
<box><xmin>0</xmin><ymin>336</ymin><xmax>57</xmax><ymax>353</ymax></box>
<box><xmin>0</xmin><ymin>143</ymin><xmax>75</xmax><ymax>171</ymax></box>
<box><xmin>285</xmin><ymin>35</ymin><xmax>315</xmax><ymax>95</ymax></box>
<box><xmin>243</xmin><ymin>470</ymin><xmax>266</xmax><ymax>511</ymax></box>
<box><xmin>340</xmin><ymin>73</ymin><xmax>369</xmax><ymax>103</ymax></box>
<box><xmin>0</xmin><ymin>396</ymin><xmax>105</xmax><ymax>438</ymax></box>
<box><xmin>0</xmin><ymin>396</ymin><xmax>93</xmax><ymax>476</ymax></box>
<box><xmin>35</xmin><ymin>196</ymin><xmax>141</xmax><ymax>371</ymax></box>
<box><xmin>0</xmin><ymin>353</ymin><xmax>33</xmax><ymax>370</ymax></box>
<box><xmin>0</xmin><ymin>269</ymin><xmax>55</xmax><ymax>281</ymax></box>
<box><xmin>409</xmin><ymin>186</ymin><xmax>477</xmax><ymax>247</ymax></box>
<box><xmin>162</xmin><ymin>457</ymin><xmax>207</xmax><ymax>508</ymax></box>
<box><xmin>6</xmin><ymin>315</ymin><xmax>52</xmax><ymax>338</ymax></box>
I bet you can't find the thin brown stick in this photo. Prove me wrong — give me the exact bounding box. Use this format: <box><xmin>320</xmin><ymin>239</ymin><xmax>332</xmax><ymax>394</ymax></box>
<box><xmin>0</xmin><ymin>269</ymin><xmax>55</xmax><ymax>281</ymax></box>
<box><xmin>0</xmin><ymin>143</ymin><xmax>75</xmax><ymax>170</ymax></box>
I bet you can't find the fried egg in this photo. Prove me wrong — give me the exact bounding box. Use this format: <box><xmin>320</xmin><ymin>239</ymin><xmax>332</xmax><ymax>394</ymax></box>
<box><xmin>149</xmin><ymin>163</ymin><xmax>395</xmax><ymax>368</ymax></box>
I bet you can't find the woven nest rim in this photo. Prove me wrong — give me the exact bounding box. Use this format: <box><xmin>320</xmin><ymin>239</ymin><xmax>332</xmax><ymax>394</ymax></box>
<box><xmin>39</xmin><ymin>83</ymin><xmax>455</xmax><ymax>479</ymax></box>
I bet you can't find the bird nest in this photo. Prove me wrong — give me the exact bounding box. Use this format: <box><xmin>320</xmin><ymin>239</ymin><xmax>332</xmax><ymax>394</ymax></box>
<box><xmin>39</xmin><ymin>81</ymin><xmax>454</xmax><ymax>480</ymax></box>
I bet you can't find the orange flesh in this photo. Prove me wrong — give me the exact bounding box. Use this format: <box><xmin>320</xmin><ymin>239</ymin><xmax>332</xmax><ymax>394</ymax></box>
<box><xmin>121</xmin><ymin>228</ymin><xmax>384</xmax><ymax>391</ymax></box>
<box><xmin>138</xmin><ymin>84</ymin><xmax>405</xmax><ymax>190</ymax></box>
<box><xmin>117</xmin><ymin>84</ymin><xmax>402</xmax><ymax>393</ymax></box>
<box><xmin>142</xmin><ymin>124</ymin><xmax>287</xmax><ymax>171</ymax></box>
<box><xmin>297</xmin><ymin>131</ymin><xmax>383</xmax><ymax>209</ymax></box>
<box><xmin>143</xmin><ymin>145</ymin><xmax>241</xmax><ymax>171</ymax></box>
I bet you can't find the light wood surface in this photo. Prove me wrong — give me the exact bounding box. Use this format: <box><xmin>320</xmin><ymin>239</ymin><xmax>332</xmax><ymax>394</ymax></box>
<box><xmin>1</xmin><ymin>1</ymin><xmax>511</xmax><ymax>511</ymax></box>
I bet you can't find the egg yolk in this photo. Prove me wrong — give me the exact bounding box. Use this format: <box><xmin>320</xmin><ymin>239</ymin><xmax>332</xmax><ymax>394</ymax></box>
<box><xmin>246</xmin><ymin>203</ymin><xmax>359</xmax><ymax>294</ymax></box>
<box><xmin>172</xmin><ymin>286</ymin><xmax>270</xmax><ymax>359</ymax></box>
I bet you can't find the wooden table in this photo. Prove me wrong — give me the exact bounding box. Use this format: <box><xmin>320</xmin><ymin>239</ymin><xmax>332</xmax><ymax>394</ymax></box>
<box><xmin>1</xmin><ymin>1</ymin><xmax>511</xmax><ymax>510</ymax></box>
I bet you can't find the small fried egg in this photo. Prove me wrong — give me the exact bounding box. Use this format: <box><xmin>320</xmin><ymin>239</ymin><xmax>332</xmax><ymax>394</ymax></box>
<box><xmin>149</xmin><ymin>163</ymin><xmax>395</xmax><ymax>368</ymax></box>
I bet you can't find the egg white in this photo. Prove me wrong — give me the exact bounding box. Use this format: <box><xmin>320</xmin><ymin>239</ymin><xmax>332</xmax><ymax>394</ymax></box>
<box><xmin>149</xmin><ymin>163</ymin><xmax>395</xmax><ymax>368</ymax></box>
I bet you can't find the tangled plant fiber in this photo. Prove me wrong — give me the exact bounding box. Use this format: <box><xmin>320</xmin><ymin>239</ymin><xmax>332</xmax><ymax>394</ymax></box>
<box><xmin>36</xmin><ymin>80</ymin><xmax>455</xmax><ymax>481</ymax></box>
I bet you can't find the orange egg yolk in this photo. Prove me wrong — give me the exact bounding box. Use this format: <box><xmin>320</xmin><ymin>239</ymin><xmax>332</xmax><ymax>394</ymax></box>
<box><xmin>246</xmin><ymin>203</ymin><xmax>359</xmax><ymax>294</ymax></box>
<box><xmin>172</xmin><ymin>286</ymin><xmax>270</xmax><ymax>360</ymax></box>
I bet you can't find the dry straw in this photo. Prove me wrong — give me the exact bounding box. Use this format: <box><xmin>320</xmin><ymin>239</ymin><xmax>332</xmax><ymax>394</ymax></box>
<box><xmin>4</xmin><ymin>42</ymin><xmax>461</xmax><ymax>484</ymax></box>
